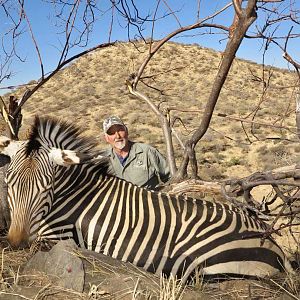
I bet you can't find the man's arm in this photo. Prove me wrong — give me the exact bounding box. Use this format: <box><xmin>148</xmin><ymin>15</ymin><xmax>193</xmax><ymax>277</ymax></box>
<box><xmin>148</xmin><ymin>147</ymin><xmax>171</xmax><ymax>183</ymax></box>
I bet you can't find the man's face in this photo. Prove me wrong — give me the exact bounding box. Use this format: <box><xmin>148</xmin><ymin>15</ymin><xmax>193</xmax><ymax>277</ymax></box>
<box><xmin>105</xmin><ymin>124</ymin><xmax>128</xmax><ymax>150</ymax></box>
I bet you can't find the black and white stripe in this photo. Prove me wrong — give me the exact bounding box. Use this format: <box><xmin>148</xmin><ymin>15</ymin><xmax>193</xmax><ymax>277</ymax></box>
<box><xmin>5</xmin><ymin>116</ymin><xmax>292</xmax><ymax>282</ymax></box>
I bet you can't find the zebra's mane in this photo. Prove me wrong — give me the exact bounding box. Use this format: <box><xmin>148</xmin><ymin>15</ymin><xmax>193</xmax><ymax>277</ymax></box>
<box><xmin>26</xmin><ymin>115</ymin><xmax>100</xmax><ymax>158</ymax></box>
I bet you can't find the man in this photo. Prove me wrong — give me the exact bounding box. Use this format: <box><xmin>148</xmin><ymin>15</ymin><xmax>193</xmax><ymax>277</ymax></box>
<box><xmin>103</xmin><ymin>116</ymin><xmax>170</xmax><ymax>190</ymax></box>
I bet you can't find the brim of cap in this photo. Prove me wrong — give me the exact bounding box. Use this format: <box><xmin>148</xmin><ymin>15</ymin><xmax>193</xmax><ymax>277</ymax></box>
<box><xmin>105</xmin><ymin>123</ymin><xmax>126</xmax><ymax>133</ymax></box>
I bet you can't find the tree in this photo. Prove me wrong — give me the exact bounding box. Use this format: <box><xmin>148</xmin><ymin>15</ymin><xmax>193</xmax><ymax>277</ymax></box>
<box><xmin>121</xmin><ymin>0</ymin><xmax>300</xmax><ymax>241</ymax></box>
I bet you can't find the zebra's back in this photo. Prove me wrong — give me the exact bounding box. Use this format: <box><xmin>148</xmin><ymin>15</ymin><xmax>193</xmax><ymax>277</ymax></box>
<box><xmin>37</xmin><ymin>171</ymin><xmax>291</xmax><ymax>282</ymax></box>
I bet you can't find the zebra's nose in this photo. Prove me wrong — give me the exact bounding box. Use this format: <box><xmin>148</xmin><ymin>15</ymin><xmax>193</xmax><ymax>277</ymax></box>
<box><xmin>7</xmin><ymin>229</ymin><xmax>30</xmax><ymax>249</ymax></box>
<box><xmin>8</xmin><ymin>239</ymin><xmax>29</xmax><ymax>250</ymax></box>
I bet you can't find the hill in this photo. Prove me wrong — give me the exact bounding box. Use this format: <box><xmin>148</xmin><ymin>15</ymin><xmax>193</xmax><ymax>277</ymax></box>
<box><xmin>4</xmin><ymin>41</ymin><xmax>299</xmax><ymax>182</ymax></box>
<box><xmin>1</xmin><ymin>40</ymin><xmax>300</xmax><ymax>299</ymax></box>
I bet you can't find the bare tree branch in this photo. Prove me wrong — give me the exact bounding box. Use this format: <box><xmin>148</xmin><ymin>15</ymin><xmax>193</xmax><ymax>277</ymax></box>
<box><xmin>12</xmin><ymin>42</ymin><xmax>115</xmax><ymax>118</ymax></box>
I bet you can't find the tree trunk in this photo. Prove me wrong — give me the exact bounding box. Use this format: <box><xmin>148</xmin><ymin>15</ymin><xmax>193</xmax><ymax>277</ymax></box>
<box><xmin>175</xmin><ymin>0</ymin><xmax>258</xmax><ymax>179</ymax></box>
<box><xmin>296</xmin><ymin>92</ymin><xmax>300</xmax><ymax>140</ymax></box>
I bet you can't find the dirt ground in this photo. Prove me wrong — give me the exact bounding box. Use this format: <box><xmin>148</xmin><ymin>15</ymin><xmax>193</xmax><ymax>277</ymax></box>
<box><xmin>0</xmin><ymin>242</ymin><xmax>298</xmax><ymax>300</ymax></box>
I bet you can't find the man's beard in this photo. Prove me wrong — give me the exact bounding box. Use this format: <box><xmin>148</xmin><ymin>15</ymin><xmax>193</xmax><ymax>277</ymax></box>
<box><xmin>114</xmin><ymin>140</ymin><xmax>126</xmax><ymax>150</ymax></box>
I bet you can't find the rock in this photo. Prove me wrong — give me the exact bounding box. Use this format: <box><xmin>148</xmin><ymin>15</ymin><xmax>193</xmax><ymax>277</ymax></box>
<box><xmin>80</xmin><ymin>249</ymin><xmax>213</xmax><ymax>300</ymax></box>
<box><xmin>24</xmin><ymin>239</ymin><xmax>84</xmax><ymax>292</ymax></box>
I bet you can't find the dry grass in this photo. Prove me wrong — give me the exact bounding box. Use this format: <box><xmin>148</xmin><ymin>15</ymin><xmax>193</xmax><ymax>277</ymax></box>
<box><xmin>159</xmin><ymin>275</ymin><xmax>186</xmax><ymax>300</ymax></box>
<box><xmin>0</xmin><ymin>245</ymin><xmax>299</xmax><ymax>299</ymax></box>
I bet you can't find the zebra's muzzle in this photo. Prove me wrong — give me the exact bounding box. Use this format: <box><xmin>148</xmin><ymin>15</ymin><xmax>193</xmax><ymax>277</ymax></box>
<box><xmin>7</xmin><ymin>227</ymin><xmax>30</xmax><ymax>249</ymax></box>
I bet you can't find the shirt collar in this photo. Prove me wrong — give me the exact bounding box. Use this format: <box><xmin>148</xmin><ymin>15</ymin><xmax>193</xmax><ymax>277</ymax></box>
<box><xmin>108</xmin><ymin>141</ymin><xmax>143</xmax><ymax>159</ymax></box>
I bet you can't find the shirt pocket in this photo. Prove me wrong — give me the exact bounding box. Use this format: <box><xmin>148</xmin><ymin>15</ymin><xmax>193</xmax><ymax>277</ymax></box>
<box><xmin>133</xmin><ymin>159</ymin><xmax>147</xmax><ymax>170</ymax></box>
<box><xmin>127</xmin><ymin>159</ymin><xmax>150</xmax><ymax>186</ymax></box>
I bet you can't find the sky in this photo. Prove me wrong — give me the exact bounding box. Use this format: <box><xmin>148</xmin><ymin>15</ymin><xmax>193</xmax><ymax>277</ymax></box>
<box><xmin>0</xmin><ymin>0</ymin><xmax>299</xmax><ymax>95</ymax></box>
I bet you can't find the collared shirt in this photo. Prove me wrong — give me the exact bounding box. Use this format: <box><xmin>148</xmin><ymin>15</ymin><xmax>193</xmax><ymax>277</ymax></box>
<box><xmin>117</xmin><ymin>154</ymin><xmax>128</xmax><ymax>166</ymax></box>
<box><xmin>103</xmin><ymin>141</ymin><xmax>170</xmax><ymax>190</ymax></box>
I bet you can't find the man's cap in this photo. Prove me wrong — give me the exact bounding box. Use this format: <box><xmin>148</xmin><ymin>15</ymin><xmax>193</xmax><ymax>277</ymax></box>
<box><xmin>103</xmin><ymin>116</ymin><xmax>126</xmax><ymax>133</ymax></box>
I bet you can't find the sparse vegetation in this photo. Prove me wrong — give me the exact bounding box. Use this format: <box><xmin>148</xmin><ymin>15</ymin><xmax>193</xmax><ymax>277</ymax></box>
<box><xmin>225</xmin><ymin>157</ymin><xmax>243</xmax><ymax>167</ymax></box>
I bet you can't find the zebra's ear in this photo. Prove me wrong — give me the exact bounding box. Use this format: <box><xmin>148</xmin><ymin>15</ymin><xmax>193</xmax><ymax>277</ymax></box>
<box><xmin>0</xmin><ymin>136</ymin><xmax>23</xmax><ymax>158</ymax></box>
<box><xmin>49</xmin><ymin>148</ymin><xmax>81</xmax><ymax>166</ymax></box>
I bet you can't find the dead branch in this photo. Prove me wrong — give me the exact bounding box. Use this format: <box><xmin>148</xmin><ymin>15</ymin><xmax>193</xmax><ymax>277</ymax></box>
<box><xmin>126</xmin><ymin>78</ymin><xmax>177</xmax><ymax>175</ymax></box>
<box><xmin>225</xmin><ymin>164</ymin><xmax>300</xmax><ymax>195</ymax></box>
<box><xmin>167</xmin><ymin>164</ymin><xmax>300</xmax><ymax>239</ymax></box>
<box><xmin>20</xmin><ymin>2</ymin><xmax>45</xmax><ymax>79</ymax></box>
<box><xmin>217</xmin><ymin>113</ymin><xmax>297</xmax><ymax>133</ymax></box>
<box><xmin>175</xmin><ymin>0</ymin><xmax>258</xmax><ymax>180</ymax></box>
<box><xmin>132</xmin><ymin>4</ymin><xmax>232</xmax><ymax>89</ymax></box>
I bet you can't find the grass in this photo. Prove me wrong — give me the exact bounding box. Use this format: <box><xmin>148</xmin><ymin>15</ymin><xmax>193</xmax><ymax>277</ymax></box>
<box><xmin>159</xmin><ymin>275</ymin><xmax>186</xmax><ymax>300</ymax></box>
<box><xmin>0</xmin><ymin>244</ymin><xmax>299</xmax><ymax>299</ymax></box>
<box><xmin>269</xmin><ymin>270</ymin><xmax>300</xmax><ymax>300</ymax></box>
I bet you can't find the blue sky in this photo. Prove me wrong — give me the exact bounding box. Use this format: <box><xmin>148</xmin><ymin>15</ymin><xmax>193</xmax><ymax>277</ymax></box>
<box><xmin>0</xmin><ymin>0</ymin><xmax>299</xmax><ymax>95</ymax></box>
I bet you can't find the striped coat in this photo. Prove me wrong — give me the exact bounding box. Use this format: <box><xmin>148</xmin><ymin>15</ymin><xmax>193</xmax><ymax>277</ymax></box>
<box><xmin>0</xmin><ymin>116</ymin><xmax>292</xmax><ymax>282</ymax></box>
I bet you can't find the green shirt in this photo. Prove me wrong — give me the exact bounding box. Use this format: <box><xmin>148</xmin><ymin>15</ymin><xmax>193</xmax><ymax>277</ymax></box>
<box><xmin>104</xmin><ymin>142</ymin><xmax>170</xmax><ymax>190</ymax></box>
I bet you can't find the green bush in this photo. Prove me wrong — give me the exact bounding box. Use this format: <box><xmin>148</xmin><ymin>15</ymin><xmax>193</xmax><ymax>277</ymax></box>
<box><xmin>226</xmin><ymin>157</ymin><xmax>242</xmax><ymax>167</ymax></box>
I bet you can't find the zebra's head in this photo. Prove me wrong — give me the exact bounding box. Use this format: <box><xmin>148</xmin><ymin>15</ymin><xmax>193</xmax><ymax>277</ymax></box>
<box><xmin>0</xmin><ymin>116</ymin><xmax>104</xmax><ymax>248</ymax></box>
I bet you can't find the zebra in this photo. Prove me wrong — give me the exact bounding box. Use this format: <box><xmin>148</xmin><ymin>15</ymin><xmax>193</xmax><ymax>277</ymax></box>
<box><xmin>0</xmin><ymin>116</ymin><xmax>293</xmax><ymax>282</ymax></box>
